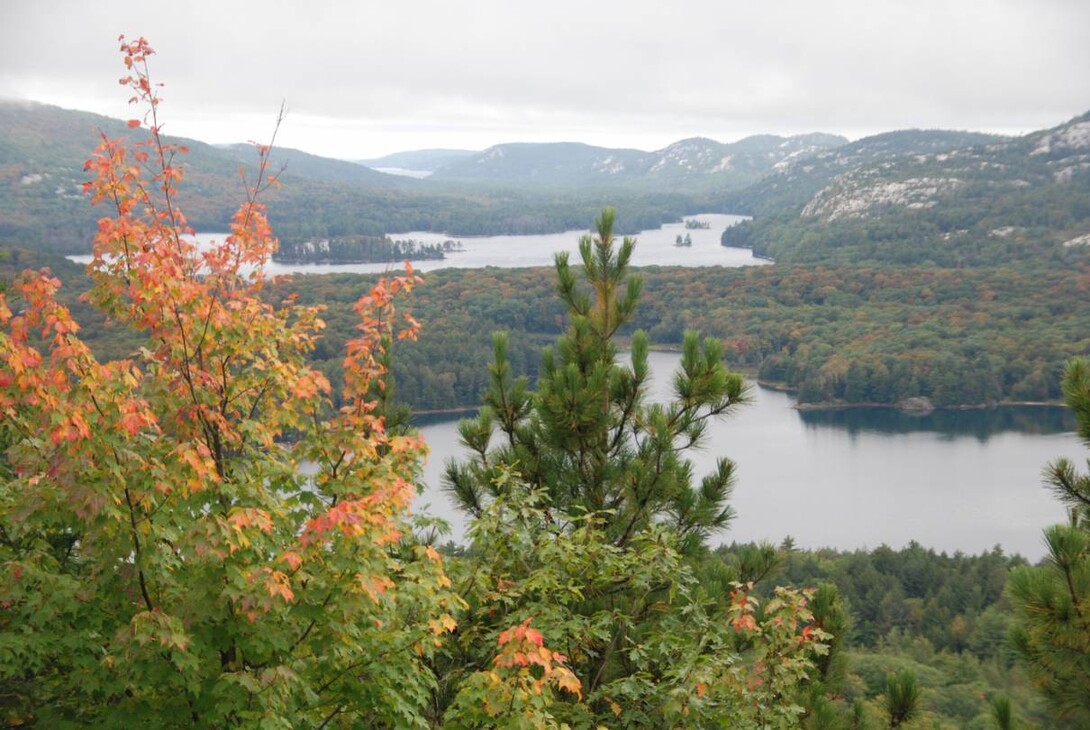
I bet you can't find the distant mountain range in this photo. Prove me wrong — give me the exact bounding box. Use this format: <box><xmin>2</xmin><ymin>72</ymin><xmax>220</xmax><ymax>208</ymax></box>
<box><xmin>2</xmin><ymin>98</ymin><xmax>1088</xmax><ymax>265</ymax></box>
<box><xmin>357</xmin><ymin>149</ymin><xmax>476</xmax><ymax>174</ymax></box>
<box><xmin>0</xmin><ymin>100</ymin><xmax>707</xmax><ymax>251</ymax></box>
<box><xmin>360</xmin><ymin>134</ymin><xmax>849</xmax><ymax>192</ymax></box>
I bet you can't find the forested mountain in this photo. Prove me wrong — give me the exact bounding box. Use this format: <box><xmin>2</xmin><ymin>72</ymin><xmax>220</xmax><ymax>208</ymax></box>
<box><xmin>0</xmin><ymin>101</ymin><xmax>697</xmax><ymax>252</ymax></box>
<box><xmin>0</xmin><ymin>100</ymin><xmax>414</xmax><ymax>252</ymax></box>
<box><xmin>428</xmin><ymin>133</ymin><xmax>847</xmax><ymax>191</ymax></box>
<box><xmin>0</xmin><ymin>100</ymin><xmax>407</xmax><ymax>188</ymax></box>
<box><xmin>219</xmin><ymin>142</ymin><xmax>411</xmax><ymax>186</ymax></box>
<box><xmin>722</xmin><ymin>112</ymin><xmax>1090</xmax><ymax>266</ymax></box>
<box><xmin>357</xmin><ymin>148</ymin><xmax>476</xmax><ymax>173</ymax></box>
<box><xmin>13</xmin><ymin>98</ymin><xmax>1088</xmax><ymax>267</ymax></box>
<box><xmin>26</xmin><ymin>253</ymin><xmax>1087</xmax><ymax>413</ymax></box>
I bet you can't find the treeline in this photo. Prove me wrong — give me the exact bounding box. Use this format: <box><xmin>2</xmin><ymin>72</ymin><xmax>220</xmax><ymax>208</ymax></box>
<box><xmin>387</xmin><ymin>264</ymin><xmax>1090</xmax><ymax>410</ymax></box>
<box><xmin>274</xmin><ymin>235</ymin><xmax>456</xmax><ymax>264</ymax></box>
<box><xmin>22</xmin><ymin>255</ymin><xmax>1090</xmax><ymax>412</ymax></box>
<box><xmin>264</xmin><ymin>185</ymin><xmax>703</xmax><ymax>240</ymax></box>
<box><xmin>637</xmin><ymin>264</ymin><xmax>1090</xmax><ymax>407</ymax></box>
<box><xmin>711</xmin><ymin>541</ymin><xmax>1062</xmax><ymax>727</ymax></box>
<box><xmin>268</xmin><ymin>262</ymin><xmax>1090</xmax><ymax>411</ymax></box>
<box><xmin>722</xmin><ymin>177</ymin><xmax>1090</xmax><ymax>268</ymax></box>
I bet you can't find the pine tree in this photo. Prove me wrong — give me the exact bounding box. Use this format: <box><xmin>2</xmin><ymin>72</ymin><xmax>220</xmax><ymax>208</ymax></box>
<box><xmin>884</xmin><ymin>669</ymin><xmax>921</xmax><ymax>728</ymax></box>
<box><xmin>444</xmin><ymin>208</ymin><xmax>747</xmax><ymax>552</ymax></box>
<box><xmin>1008</xmin><ymin>358</ymin><xmax>1090</xmax><ymax>725</ymax></box>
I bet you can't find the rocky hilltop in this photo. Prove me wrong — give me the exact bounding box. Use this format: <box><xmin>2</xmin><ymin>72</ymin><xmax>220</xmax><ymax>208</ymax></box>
<box><xmin>427</xmin><ymin>133</ymin><xmax>847</xmax><ymax>192</ymax></box>
<box><xmin>721</xmin><ymin>112</ymin><xmax>1090</xmax><ymax>267</ymax></box>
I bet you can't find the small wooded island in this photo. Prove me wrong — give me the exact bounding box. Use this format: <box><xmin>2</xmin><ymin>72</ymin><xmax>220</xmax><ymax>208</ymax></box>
<box><xmin>274</xmin><ymin>235</ymin><xmax>463</xmax><ymax>264</ymax></box>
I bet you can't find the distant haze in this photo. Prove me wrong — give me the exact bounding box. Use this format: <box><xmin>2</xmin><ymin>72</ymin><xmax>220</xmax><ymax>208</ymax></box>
<box><xmin>1</xmin><ymin>0</ymin><xmax>1087</xmax><ymax>159</ymax></box>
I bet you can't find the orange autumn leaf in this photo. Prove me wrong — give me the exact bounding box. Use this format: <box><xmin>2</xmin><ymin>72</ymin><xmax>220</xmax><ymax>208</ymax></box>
<box><xmin>265</xmin><ymin>570</ymin><xmax>294</xmax><ymax>603</ymax></box>
<box><xmin>732</xmin><ymin>614</ymin><xmax>759</xmax><ymax>633</ymax></box>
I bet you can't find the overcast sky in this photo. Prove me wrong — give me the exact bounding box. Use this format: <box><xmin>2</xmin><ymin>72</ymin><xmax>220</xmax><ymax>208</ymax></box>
<box><xmin>1</xmin><ymin>0</ymin><xmax>1087</xmax><ymax>160</ymax></box>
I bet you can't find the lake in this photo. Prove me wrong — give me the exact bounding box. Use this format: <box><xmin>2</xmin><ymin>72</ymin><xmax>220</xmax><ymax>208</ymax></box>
<box><xmin>67</xmin><ymin>214</ymin><xmax>763</xmax><ymax>274</ymax></box>
<box><xmin>67</xmin><ymin>219</ymin><xmax>1077</xmax><ymax>561</ymax></box>
<box><xmin>413</xmin><ymin>351</ymin><xmax>1080</xmax><ymax>561</ymax></box>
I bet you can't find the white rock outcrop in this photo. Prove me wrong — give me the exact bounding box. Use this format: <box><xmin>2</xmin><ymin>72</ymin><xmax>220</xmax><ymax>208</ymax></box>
<box><xmin>1031</xmin><ymin>121</ymin><xmax>1090</xmax><ymax>156</ymax></box>
<box><xmin>802</xmin><ymin>176</ymin><xmax>964</xmax><ymax>221</ymax></box>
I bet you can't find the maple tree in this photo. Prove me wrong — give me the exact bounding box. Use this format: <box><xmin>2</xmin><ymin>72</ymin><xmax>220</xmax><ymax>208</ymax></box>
<box><xmin>0</xmin><ymin>37</ymin><xmax>462</xmax><ymax>727</ymax></box>
<box><xmin>444</xmin><ymin>616</ymin><xmax>582</xmax><ymax>728</ymax></box>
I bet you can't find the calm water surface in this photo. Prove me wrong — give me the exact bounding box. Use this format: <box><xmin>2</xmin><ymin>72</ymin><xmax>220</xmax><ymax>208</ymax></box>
<box><xmin>68</xmin><ymin>214</ymin><xmax>762</xmax><ymax>274</ymax></box>
<box><xmin>414</xmin><ymin>352</ymin><xmax>1079</xmax><ymax>561</ymax></box>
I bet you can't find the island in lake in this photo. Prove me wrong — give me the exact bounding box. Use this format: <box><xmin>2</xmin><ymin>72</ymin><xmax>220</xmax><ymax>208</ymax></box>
<box><xmin>274</xmin><ymin>235</ymin><xmax>463</xmax><ymax>264</ymax></box>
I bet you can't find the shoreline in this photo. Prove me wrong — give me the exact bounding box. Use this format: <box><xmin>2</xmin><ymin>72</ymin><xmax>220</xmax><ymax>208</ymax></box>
<box><xmin>411</xmin><ymin>405</ymin><xmax>479</xmax><ymax>417</ymax></box>
<box><xmin>755</xmin><ymin>379</ymin><xmax>1066</xmax><ymax>412</ymax></box>
<box><xmin>407</xmin><ymin>364</ymin><xmax>1069</xmax><ymax>417</ymax></box>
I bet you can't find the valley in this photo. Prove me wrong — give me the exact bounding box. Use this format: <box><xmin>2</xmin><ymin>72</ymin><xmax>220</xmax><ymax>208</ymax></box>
<box><xmin>3</xmin><ymin>91</ymin><xmax>1090</xmax><ymax>728</ymax></box>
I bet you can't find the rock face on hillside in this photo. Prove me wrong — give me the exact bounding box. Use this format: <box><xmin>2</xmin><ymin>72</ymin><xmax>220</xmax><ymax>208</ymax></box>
<box><xmin>427</xmin><ymin>133</ymin><xmax>847</xmax><ymax>192</ymax></box>
<box><xmin>721</xmin><ymin>111</ymin><xmax>1090</xmax><ymax>267</ymax></box>
<box><xmin>1031</xmin><ymin>120</ymin><xmax>1090</xmax><ymax>156</ymax></box>
<box><xmin>802</xmin><ymin>176</ymin><xmax>965</xmax><ymax>221</ymax></box>
<box><xmin>795</xmin><ymin>113</ymin><xmax>1090</xmax><ymax>225</ymax></box>
<box><xmin>720</xmin><ymin>129</ymin><xmax>1003</xmax><ymax>216</ymax></box>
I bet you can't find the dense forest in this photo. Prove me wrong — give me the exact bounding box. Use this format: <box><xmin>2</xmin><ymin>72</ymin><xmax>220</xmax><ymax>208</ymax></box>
<box><xmin>12</xmin><ymin>254</ymin><xmax>1090</xmax><ymax>412</ymax></box>
<box><xmin>708</xmin><ymin>540</ymin><xmax>1059</xmax><ymax>727</ymax></box>
<box><xmin>7</xmin><ymin>224</ymin><xmax>1085</xmax><ymax>725</ymax></box>
<box><xmin>279</xmin><ymin>263</ymin><xmax>1090</xmax><ymax>412</ymax></box>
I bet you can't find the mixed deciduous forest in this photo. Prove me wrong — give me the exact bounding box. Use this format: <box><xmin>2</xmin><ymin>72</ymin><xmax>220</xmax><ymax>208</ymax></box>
<box><xmin>20</xmin><ymin>261</ymin><xmax>1090</xmax><ymax>413</ymax></box>
<box><xmin>2</xmin><ymin>37</ymin><xmax>1089</xmax><ymax>728</ymax></box>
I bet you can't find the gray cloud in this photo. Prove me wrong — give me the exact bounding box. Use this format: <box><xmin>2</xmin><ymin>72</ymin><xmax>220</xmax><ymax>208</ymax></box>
<box><xmin>1</xmin><ymin>0</ymin><xmax>1087</xmax><ymax>157</ymax></box>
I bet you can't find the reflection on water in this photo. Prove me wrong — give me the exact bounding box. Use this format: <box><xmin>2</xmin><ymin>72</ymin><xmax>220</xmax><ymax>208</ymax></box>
<box><xmin>411</xmin><ymin>410</ymin><xmax>479</xmax><ymax>428</ymax></box>
<box><xmin>798</xmin><ymin>405</ymin><xmax>1075</xmax><ymax>440</ymax></box>
<box><xmin>412</xmin><ymin>351</ymin><xmax>1081</xmax><ymax>561</ymax></box>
